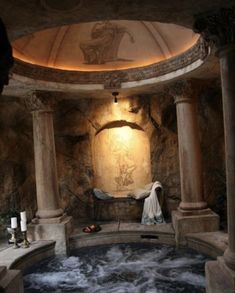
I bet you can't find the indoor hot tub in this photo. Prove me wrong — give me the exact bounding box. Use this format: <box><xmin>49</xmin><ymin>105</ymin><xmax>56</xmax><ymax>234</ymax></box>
<box><xmin>23</xmin><ymin>242</ymin><xmax>210</xmax><ymax>293</ymax></box>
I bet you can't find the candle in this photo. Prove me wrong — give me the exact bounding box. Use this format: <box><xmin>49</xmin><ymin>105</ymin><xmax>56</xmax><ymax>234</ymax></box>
<box><xmin>20</xmin><ymin>220</ymin><xmax>27</xmax><ymax>232</ymax></box>
<box><xmin>11</xmin><ymin>217</ymin><xmax>17</xmax><ymax>229</ymax></box>
<box><xmin>20</xmin><ymin>211</ymin><xmax>27</xmax><ymax>222</ymax></box>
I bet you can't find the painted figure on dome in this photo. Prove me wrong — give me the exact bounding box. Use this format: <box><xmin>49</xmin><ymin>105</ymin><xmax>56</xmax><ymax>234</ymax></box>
<box><xmin>80</xmin><ymin>20</ymin><xmax>135</xmax><ymax>64</ymax></box>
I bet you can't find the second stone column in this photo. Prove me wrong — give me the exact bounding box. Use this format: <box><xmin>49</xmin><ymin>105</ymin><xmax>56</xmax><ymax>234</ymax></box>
<box><xmin>169</xmin><ymin>80</ymin><xmax>219</xmax><ymax>243</ymax></box>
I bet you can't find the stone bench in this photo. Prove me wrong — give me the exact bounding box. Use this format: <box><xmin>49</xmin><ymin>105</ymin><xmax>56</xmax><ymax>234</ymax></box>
<box><xmin>93</xmin><ymin>189</ymin><xmax>166</xmax><ymax>222</ymax></box>
<box><xmin>94</xmin><ymin>197</ymin><xmax>145</xmax><ymax>222</ymax></box>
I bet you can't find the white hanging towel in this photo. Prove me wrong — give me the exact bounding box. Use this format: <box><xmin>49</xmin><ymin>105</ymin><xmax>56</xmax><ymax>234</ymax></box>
<box><xmin>141</xmin><ymin>181</ymin><xmax>164</xmax><ymax>225</ymax></box>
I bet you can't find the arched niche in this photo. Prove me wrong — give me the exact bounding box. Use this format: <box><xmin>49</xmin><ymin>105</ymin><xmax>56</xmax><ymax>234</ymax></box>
<box><xmin>93</xmin><ymin>121</ymin><xmax>152</xmax><ymax>197</ymax></box>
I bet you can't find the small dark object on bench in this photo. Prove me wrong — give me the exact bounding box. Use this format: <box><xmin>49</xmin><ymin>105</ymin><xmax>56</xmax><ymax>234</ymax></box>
<box><xmin>82</xmin><ymin>224</ymin><xmax>102</xmax><ymax>233</ymax></box>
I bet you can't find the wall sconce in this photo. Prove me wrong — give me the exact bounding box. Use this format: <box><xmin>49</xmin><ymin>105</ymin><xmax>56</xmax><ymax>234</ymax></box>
<box><xmin>112</xmin><ymin>91</ymin><xmax>119</xmax><ymax>104</ymax></box>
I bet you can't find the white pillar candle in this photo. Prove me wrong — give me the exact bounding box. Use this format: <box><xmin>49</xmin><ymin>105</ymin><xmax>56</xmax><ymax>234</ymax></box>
<box><xmin>11</xmin><ymin>217</ymin><xmax>17</xmax><ymax>229</ymax></box>
<box><xmin>20</xmin><ymin>220</ymin><xmax>27</xmax><ymax>232</ymax></box>
<box><xmin>20</xmin><ymin>211</ymin><xmax>27</xmax><ymax>222</ymax></box>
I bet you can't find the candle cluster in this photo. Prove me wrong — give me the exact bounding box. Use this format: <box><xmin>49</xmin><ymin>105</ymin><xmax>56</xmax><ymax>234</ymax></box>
<box><xmin>10</xmin><ymin>211</ymin><xmax>27</xmax><ymax>231</ymax></box>
<box><xmin>9</xmin><ymin>211</ymin><xmax>30</xmax><ymax>248</ymax></box>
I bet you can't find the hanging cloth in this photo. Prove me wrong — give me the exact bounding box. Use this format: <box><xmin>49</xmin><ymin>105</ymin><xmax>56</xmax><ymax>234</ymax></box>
<box><xmin>141</xmin><ymin>181</ymin><xmax>164</xmax><ymax>225</ymax></box>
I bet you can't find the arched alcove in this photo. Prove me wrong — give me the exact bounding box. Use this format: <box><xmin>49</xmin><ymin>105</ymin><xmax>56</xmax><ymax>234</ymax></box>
<box><xmin>93</xmin><ymin>121</ymin><xmax>151</xmax><ymax>197</ymax></box>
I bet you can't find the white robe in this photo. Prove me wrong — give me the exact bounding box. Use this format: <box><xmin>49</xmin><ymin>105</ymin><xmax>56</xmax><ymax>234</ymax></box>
<box><xmin>141</xmin><ymin>181</ymin><xmax>164</xmax><ymax>225</ymax></box>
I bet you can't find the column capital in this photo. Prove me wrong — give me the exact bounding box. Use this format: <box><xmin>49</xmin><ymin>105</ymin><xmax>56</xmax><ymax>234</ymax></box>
<box><xmin>25</xmin><ymin>91</ymin><xmax>56</xmax><ymax>112</ymax></box>
<box><xmin>194</xmin><ymin>8</ymin><xmax>235</xmax><ymax>54</ymax></box>
<box><xmin>168</xmin><ymin>80</ymin><xmax>194</xmax><ymax>104</ymax></box>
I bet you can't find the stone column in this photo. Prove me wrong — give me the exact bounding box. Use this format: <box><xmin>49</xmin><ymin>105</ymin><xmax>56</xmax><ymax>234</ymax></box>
<box><xmin>26</xmin><ymin>91</ymin><xmax>63</xmax><ymax>222</ymax></box>
<box><xmin>25</xmin><ymin>91</ymin><xmax>72</xmax><ymax>255</ymax></box>
<box><xmin>219</xmin><ymin>46</ymin><xmax>235</xmax><ymax>272</ymax></box>
<box><xmin>172</xmin><ymin>80</ymin><xmax>207</xmax><ymax>211</ymax></box>
<box><xmin>169</xmin><ymin>80</ymin><xmax>219</xmax><ymax>244</ymax></box>
<box><xmin>194</xmin><ymin>7</ymin><xmax>235</xmax><ymax>292</ymax></box>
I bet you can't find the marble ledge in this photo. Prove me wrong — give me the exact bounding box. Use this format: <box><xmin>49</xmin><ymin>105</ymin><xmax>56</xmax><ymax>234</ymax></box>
<box><xmin>186</xmin><ymin>231</ymin><xmax>228</xmax><ymax>258</ymax></box>
<box><xmin>71</xmin><ymin>222</ymin><xmax>174</xmax><ymax>237</ymax></box>
<box><xmin>0</xmin><ymin>240</ymin><xmax>55</xmax><ymax>270</ymax></box>
<box><xmin>69</xmin><ymin>222</ymin><xmax>176</xmax><ymax>251</ymax></box>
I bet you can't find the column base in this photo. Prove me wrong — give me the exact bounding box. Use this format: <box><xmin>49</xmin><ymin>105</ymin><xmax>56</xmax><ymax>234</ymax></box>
<box><xmin>178</xmin><ymin>207</ymin><xmax>213</xmax><ymax>216</ymax></box>
<box><xmin>179</xmin><ymin>201</ymin><xmax>207</xmax><ymax>211</ymax></box>
<box><xmin>0</xmin><ymin>266</ymin><xmax>24</xmax><ymax>293</ymax></box>
<box><xmin>28</xmin><ymin>216</ymin><xmax>73</xmax><ymax>255</ymax></box>
<box><xmin>35</xmin><ymin>208</ymin><xmax>64</xmax><ymax>220</ymax></box>
<box><xmin>224</xmin><ymin>248</ymin><xmax>235</xmax><ymax>270</ymax></box>
<box><xmin>172</xmin><ymin>208</ymin><xmax>219</xmax><ymax>244</ymax></box>
<box><xmin>206</xmin><ymin>257</ymin><xmax>235</xmax><ymax>293</ymax></box>
<box><xmin>32</xmin><ymin>213</ymin><xmax>67</xmax><ymax>224</ymax></box>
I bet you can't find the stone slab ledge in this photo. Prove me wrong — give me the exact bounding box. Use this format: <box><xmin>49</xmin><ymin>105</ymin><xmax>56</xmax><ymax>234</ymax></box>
<box><xmin>0</xmin><ymin>240</ymin><xmax>55</xmax><ymax>271</ymax></box>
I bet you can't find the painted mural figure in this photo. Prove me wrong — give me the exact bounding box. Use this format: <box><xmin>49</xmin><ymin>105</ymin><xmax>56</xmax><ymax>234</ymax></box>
<box><xmin>80</xmin><ymin>20</ymin><xmax>135</xmax><ymax>64</ymax></box>
<box><xmin>112</xmin><ymin>139</ymin><xmax>136</xmax><ymax>191</ymax></box>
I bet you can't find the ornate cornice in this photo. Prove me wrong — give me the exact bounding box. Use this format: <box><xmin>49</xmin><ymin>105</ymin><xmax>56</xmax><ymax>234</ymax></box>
<box><xmin>13</xmin><ymin>38</ymin><xmax>208</xmax><ymax>89</ymax></box>
<box><xmin>167</xmin><ymin>80</ymin><xmax>195</xmax><ymax>104</ymax></box>
<box><xmin>25</xmin><ymin>91</ymin><xmax>56</xmax><ymax>112</ymax></box>
<box><xmin>194</xmin><ymin>8</ymin><xmax>235</xmax><ymax>51</ymax></box>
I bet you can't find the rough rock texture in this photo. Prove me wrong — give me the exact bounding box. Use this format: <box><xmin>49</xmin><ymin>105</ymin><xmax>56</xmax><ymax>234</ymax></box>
<box><xmin>197</xmin><ymin>83</ymin><xmax>226</xmax><ymax>228</ymax></box>
<box><xmin>0</xmin><ymin>84</ymin><xmax>226</xmax><ymax>224</ymax></box>
<box><xmin>150</xmin><ymin>94</ymin><xmax>180</xmax><ymax>217</ymax></box>
<box><xmin>54</xmin><ymin>99</ymin><xmax>93</xmax><ymax>220</ymax></box>
<box><xmin>0</xmin><ymin>97</ymin><xmax>36</xmax><ymax>222</ymax></box>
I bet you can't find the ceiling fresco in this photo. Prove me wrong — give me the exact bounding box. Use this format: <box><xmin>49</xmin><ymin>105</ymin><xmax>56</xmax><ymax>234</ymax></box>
<box><xmin>12</xmin><ymin>20</ymin><xmax>199</xmax><ymax>72</ymax></box>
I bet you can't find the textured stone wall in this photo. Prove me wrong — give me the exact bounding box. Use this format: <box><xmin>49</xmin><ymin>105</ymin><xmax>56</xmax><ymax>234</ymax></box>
<box><xmin>197</xmin><ymin>84</ymin><xmax>226</xmax><ymax>228</ymax></box>
<box><xmin>0</xmin><ymin>97</ymin><xmax>37</xmax><ymax>222</ymax></box>
<box><xmin>0</xmin><ymin>86</ymin><xmax>226</xmax><ymax>224</ymax></box>
<box><xmin>150</xmin><ymin>94</ymin><xmax>180</xmax><ymax>216</ymax></box>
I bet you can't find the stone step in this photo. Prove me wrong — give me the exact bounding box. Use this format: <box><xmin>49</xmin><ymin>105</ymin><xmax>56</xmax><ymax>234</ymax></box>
<box><xmin>0</xmin><ymin>266</ymin><xmax>6</xmax><ymax>279</ymax></box>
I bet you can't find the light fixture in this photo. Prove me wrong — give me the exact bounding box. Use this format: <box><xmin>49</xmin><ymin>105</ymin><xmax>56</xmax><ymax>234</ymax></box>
<box><xmin>112</xmin><ymin>91</ymin><xmax>119</xmax><ymax>104</ymax></box>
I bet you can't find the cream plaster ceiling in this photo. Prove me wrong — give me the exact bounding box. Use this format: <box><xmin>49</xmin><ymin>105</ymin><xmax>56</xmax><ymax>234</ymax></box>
<box><xmin>1</xmin><ymin>0</ymin><xmax>225</xmax><ymax>98</ymax></box>
<box><xmin>12</xmin><ymin>20</ymin><xmax>199</xmax><ymax>72</ymax></box>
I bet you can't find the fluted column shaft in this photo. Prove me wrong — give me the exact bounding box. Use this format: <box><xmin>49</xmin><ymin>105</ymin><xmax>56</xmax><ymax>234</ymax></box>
<box><xmin>26</xmin><ymin>92</ymin><xmax>63</xmax><ymax>221</ymax></box>
<box><xmin>170</xmin><ymin>81</ymin><xmax>207</xmax><ymax>211</ymax></box>
<box><xmin>175</xmin><ymin>93</ymin><xmax>206</xmax><ymax>211</ymax></box>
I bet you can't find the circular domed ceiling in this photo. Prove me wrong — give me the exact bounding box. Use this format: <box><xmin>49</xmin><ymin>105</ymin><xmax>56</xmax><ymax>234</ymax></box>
<box><xmin>12</xmin><ymin>20</ymin><xmax>199</xmax><ymax>72</ymax></box>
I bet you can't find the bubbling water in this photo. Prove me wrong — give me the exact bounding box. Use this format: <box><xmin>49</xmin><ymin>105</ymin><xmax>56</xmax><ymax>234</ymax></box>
<box><xmin>24</xmin><ymin>243</ymin><xmax>209</xmax><ymax>293</ymax></box>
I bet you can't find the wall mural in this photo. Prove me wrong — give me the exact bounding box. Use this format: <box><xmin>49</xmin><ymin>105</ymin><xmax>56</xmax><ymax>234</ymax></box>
<box><xmin>111</xmin><ymin>136</ymin><xmax>137</xmax><ymax>192</ymax></box>
<box><xmin>80</xmin><ymin>21</ymin><xmax>135</xmax><ymax>65</ymax></box>
<box><xmin>93</xmin><ymin>126</ymin><xmax>151</xmax><ymax>197</ymax></box>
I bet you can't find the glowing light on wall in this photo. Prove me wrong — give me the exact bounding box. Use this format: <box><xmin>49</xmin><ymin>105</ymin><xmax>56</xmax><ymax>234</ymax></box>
<box><xmin>116</xmin><ymin>126</ymin><xmax>132</xmax><ymax>142</ymax></box>
<box><xmin>93</xmin><ymin>125</ymin><xmax>151</xmax><ymax>197</ymax></box>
